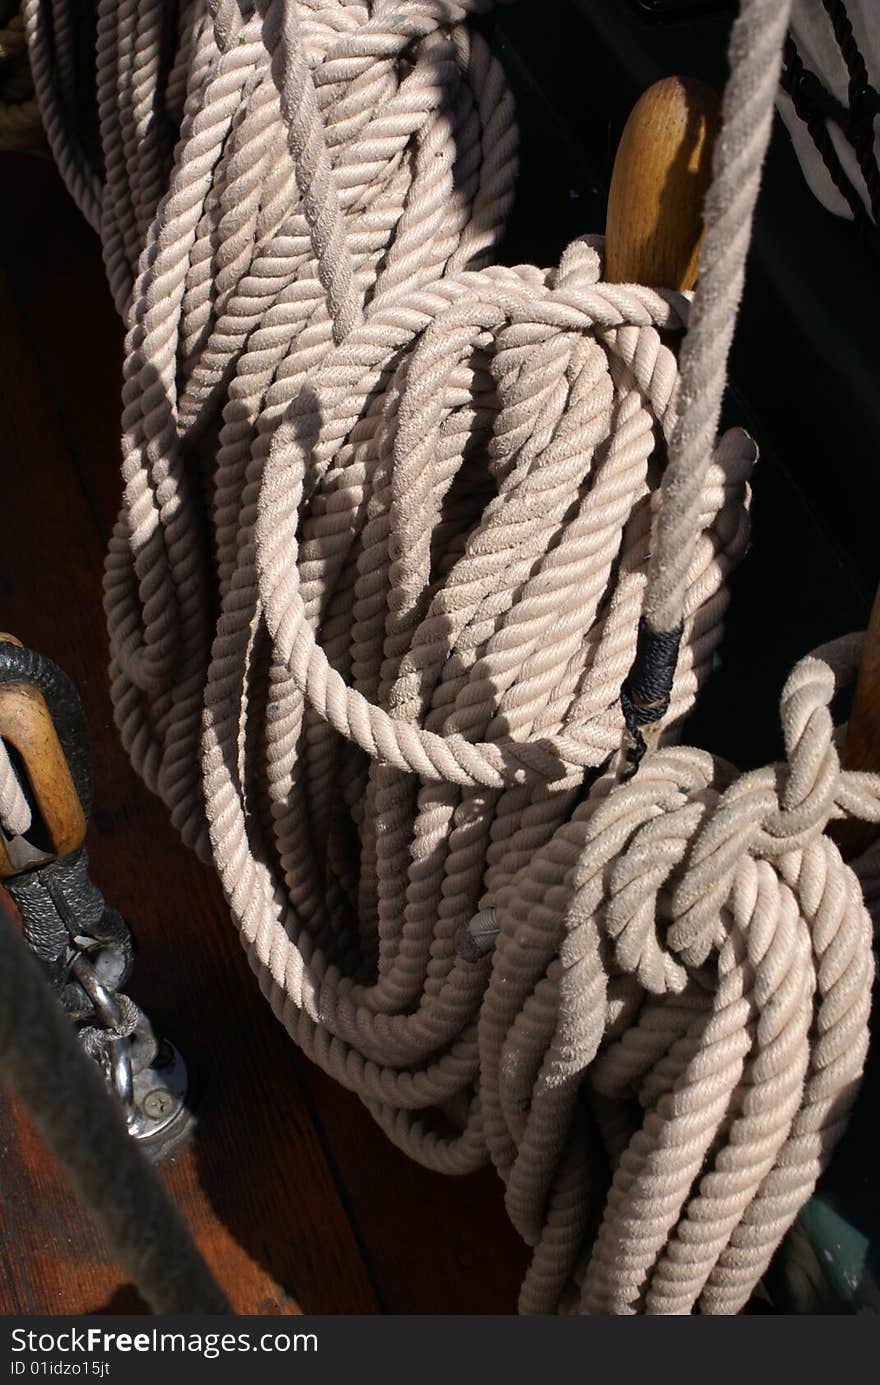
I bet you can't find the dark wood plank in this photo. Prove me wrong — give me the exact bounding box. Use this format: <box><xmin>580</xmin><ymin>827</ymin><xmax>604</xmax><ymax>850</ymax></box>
<box><xmin>296</xmin><ymin>1064</ymin><xmax>528</xmax><ymax>1314</ymax></box>
<box><xmin>0</xmin><ymin>222</ymin><xmax>381</xmax><ymax>1316</ymax></box>
<box><xmin>0</xmin><ymin>152</ymin><xmax>528</xmax><ymax>1315</ymax></box>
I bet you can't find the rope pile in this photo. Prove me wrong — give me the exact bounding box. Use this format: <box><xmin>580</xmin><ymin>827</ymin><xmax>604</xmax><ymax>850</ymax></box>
<box><xmin>11</xmin><ymin>0</ymin><xmax>876</xmax><ymax>1313</ymax></box>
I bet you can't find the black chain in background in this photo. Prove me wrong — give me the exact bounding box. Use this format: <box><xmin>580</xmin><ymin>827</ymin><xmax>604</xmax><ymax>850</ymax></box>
<box><xmin>780</xmin><ymin>0</ymin><xmax>880</xmax><ymax>255</ymax></box>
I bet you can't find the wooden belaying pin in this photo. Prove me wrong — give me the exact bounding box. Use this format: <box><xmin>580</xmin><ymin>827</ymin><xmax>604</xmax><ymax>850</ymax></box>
<box><xmin>603</xmin><ymin>77</ymin><xmax>720</xmax><ymax>764</ymax></box>
<box><xmin>605</xmin><ymin>76</ymin><xmax>721</xmax><ymax>292</ymax></box>
<box><xmin>832</xmin><ymin>585</ymin><xmax>880</xmax><ymax>860</ymax></box>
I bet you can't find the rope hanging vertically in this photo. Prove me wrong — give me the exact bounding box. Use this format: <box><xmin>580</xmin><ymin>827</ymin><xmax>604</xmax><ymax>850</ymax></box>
<box><xmin>14</xmin><ymin>0</ymin><xmax>877</xmax><ymax>1315</ymax></box>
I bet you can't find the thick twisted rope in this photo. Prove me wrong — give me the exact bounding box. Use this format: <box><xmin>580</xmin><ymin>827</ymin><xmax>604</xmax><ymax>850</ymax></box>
<box><xmin>644</xmin><ymin>0</ymin><xmax>793</xmax><ymax>636</ymax></box>
<box><xmin>483</xmin><ymin>635</ymin><xmax>875</xmax><ymax>1314</ymax></box>
<box><xmin>20</xmin><ymin>0</ymin><xmax>876</xmax><ymax>1315</ymax></box>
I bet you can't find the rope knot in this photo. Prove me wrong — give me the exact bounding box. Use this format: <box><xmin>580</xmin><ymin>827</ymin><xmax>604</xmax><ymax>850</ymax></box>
<box><xmin>599</xmin><ymin>638</ymin><xmax>880</xmax><ymax>986</ymax></box>
<box><xmin>78</xmin><ymin>992</ymin><xmax>141</xmax><ymax>1061</ymax></box>
<box><xmin>765</xmin><ymin>636</ymin><xmax>880</xmax><ymax>846</ymax></box>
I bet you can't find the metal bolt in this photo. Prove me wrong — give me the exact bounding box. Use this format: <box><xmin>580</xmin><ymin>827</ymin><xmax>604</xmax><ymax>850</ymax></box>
<box><xmin>142</xmin><ymin>1088</ymin><xmax>175</xmax><ymax>1120</ymax></box>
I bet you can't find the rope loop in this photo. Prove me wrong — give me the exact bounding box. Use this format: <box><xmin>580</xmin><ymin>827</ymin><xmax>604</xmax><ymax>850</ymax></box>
<box><xmin>650</xmin><ymin>639</ymin><xmax>874</xmax><ymax>963</ymax></box>
<box><xmin>480</xmin><ymin>639</ymin><xmax>876</xmax><ymax>1312</ymax></box>
<box><xmin>25</xmin><ymin>0</ymin><xmax>877</xmax><ymax>1319</ymax></box>
<box><xmin>255</xmin><ymin>251</ymin><xmax>752</xmax><ymax>792</ymax></box>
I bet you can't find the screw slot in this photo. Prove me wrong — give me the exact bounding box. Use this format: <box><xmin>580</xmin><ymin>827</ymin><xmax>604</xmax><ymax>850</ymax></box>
<box><xmin>142</xmin><ymin>1088</ymin><xmax>175</xmax><ymax>1120</ymax></box>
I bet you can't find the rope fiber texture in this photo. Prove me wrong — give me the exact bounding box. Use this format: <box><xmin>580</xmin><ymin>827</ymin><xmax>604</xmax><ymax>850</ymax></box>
<box><xmin>0</xmin><ymin>738</ymin><xmax>31</xmax><ymax>835</ymax></box>
<box><xmin>18</xmin><ymin>0</ymin><xmax>877</xmax><ymax>1314</ymax></box>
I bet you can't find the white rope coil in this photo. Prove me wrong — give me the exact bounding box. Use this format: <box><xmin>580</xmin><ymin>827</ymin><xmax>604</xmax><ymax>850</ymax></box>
<box><xmin>21</xmin><ymin>0</ymin><xmax>877</xmax><ymax>1314</ymax></box>
<box><xmin>488</xmin><ymin>635</ymin><xmax>877</xmax><ymax>1313</ymax></box>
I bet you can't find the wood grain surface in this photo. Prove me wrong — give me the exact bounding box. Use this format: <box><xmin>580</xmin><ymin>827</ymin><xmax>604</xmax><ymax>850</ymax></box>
<box><xmin>605</xmin><ymin>76</ymin><xmax>720</xmax><ymax>291</ymax></box>
<box><xmin>832</xmin><ymin>585</ymin><xmax>880</xmax><ymax>860</ymax></box>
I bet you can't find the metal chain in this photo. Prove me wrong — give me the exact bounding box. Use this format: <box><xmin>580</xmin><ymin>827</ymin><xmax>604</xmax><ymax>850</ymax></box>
<box><xmin>0</xmin><ymin>639</ymin><xmax>188</xmax><ymax>1154</ymax></box>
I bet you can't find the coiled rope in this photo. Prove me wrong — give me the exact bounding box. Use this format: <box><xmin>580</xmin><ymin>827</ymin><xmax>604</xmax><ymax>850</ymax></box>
<box><xmin>17</xmin><ymin>0</ymin><xmax>876</xmax><ymax>1313</ymax></box>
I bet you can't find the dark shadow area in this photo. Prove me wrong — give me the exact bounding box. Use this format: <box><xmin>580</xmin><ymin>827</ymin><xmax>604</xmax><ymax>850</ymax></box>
<box><xmin>88</xmin><ymin>1285</ymin><xmax>150</xmax><ymax>1315</ymax></box>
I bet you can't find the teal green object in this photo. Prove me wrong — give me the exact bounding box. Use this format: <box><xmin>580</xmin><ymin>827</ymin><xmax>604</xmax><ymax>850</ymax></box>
<box><xmin>767</xmin><ymin>967</ymin><xmax>879</xmax><ymax>1315</ymax></box>
<box><xmin>769</xmin><ymin>1201</ymin><xmax>878</xmax><ymax>1315</ymax></box>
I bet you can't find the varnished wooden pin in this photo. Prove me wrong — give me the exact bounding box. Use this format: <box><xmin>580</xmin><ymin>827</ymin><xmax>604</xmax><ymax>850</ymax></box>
<box><xmin>0</xmin><ymin>682</ymin><xmax>86</xmax><ymax>875</ymax></box>
<box><xmin>605</xmin><ymin>76</ymin><xmax>721</xmax><ymax>291</ymax></box>
<box><xmin>831</xmin><ymin>587</ymin><xmax>880</xmax><ymax>860</ymax></box>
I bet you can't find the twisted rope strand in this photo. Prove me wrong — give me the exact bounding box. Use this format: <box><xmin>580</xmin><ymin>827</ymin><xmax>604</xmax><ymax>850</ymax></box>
<box><xmin>19</xmin><ymin>0</ymin><xmax>876</xmax><ymax>1315</ymax></box>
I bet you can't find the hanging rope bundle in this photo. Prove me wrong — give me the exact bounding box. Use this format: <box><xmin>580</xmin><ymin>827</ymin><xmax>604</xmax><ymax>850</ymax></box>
<box><xmin>14</xmin><ymin>0</ymin><xmax>876</xmax><ymax>1314</ymax></box>
<box><xmin>487</xmin><ymin>635</ymin><xmax>877</xmax><ymax>1314</ymax></box>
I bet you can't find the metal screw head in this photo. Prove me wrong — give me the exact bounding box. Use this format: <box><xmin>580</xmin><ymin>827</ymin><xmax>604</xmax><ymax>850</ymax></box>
<box><xmin>127</xmin><ymin>1041</ymin><xmax>190</xmax><ymax>1157</ymax></box>
<box><xmin>142</xmin><ymin>1088</ymin><xmax>175</xmax><ymax>1119</ymax></box>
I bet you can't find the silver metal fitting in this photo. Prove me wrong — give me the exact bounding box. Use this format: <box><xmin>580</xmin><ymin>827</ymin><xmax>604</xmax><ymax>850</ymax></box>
<box><xmin>456</xmin><ymin>906</ymin><xmax>500</xmax><ymax>962</ymax></box>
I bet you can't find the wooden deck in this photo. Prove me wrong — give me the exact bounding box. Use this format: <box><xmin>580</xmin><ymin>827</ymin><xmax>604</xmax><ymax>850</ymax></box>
<box><xmin>0</xmin><ymin>152</ymin><xmax>527</xmax><ymax>1316</ymax></box>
